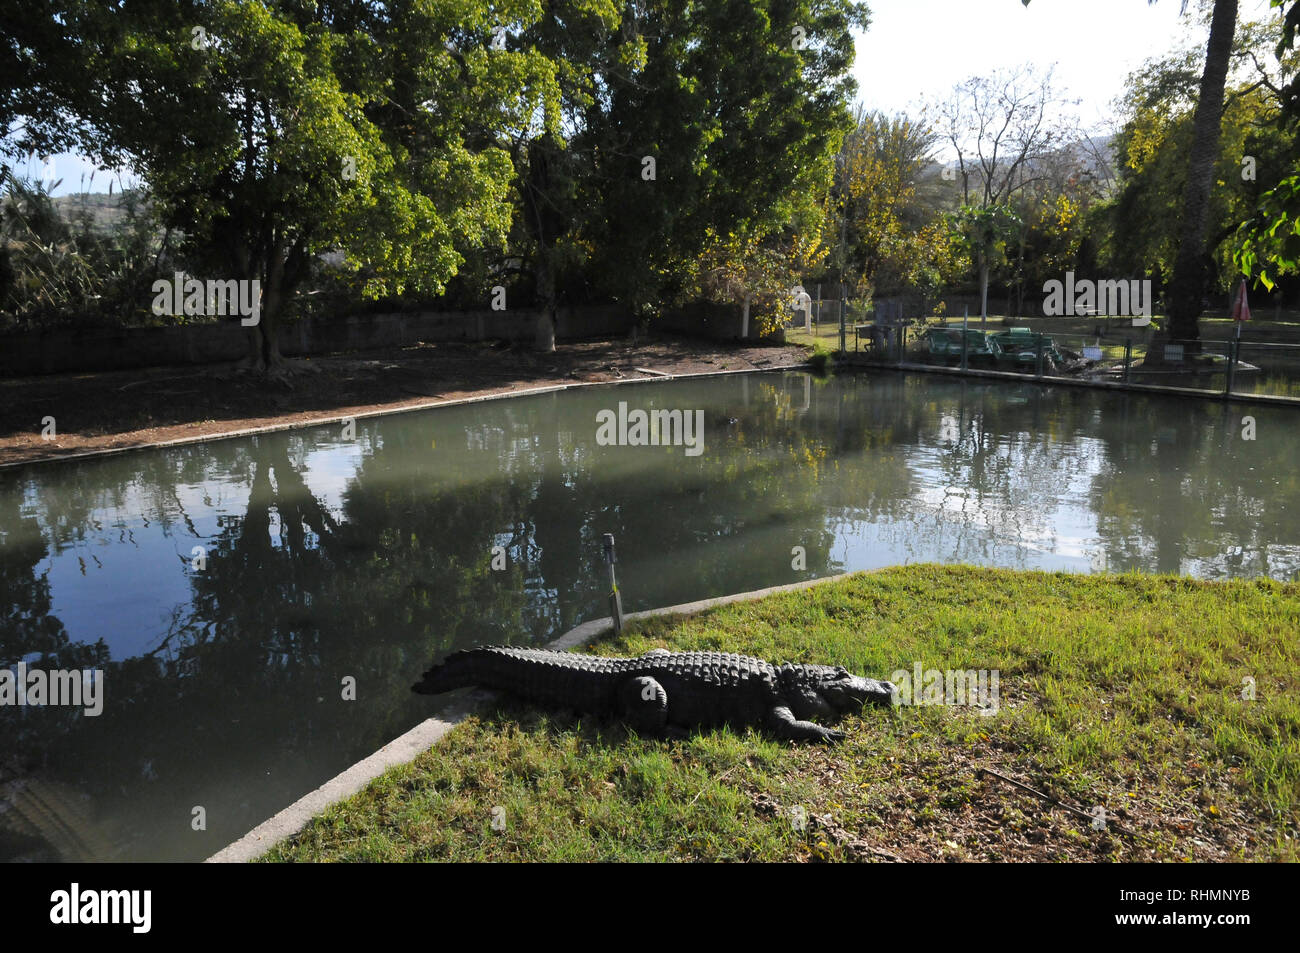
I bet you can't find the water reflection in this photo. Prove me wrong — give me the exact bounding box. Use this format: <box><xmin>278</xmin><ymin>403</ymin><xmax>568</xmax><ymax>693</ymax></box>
<box><xmin>2</xmin><ymin>371</ymin><xmax>1297</xmax><ymax>860</ymax></box>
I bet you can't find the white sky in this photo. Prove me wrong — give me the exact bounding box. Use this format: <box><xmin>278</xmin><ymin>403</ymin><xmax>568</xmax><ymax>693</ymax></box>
<box><xmin>18</xmin><ymin>0</ymin><xmax>1284</xmax><ymax>195</ymax></box>
<box><xmin>854</xmin><ymin>0</ymin><xmax>1279</xmax><ymax>141</ymax></box>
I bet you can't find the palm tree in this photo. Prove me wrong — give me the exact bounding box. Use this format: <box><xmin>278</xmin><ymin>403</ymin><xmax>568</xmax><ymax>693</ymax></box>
<box><xmin>1025</xmin><ymin>0</ymin><xmax>1240</xmax><ymax>352</ymax></box>
<box><xmin>1165</xmin><ymin>0</ymin><xmax>1240</xmax><ymax>351</ymax></box>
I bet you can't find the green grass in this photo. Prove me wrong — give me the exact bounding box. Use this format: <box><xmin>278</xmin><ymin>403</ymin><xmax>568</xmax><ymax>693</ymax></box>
<box><xmin>787</xmin><ymin>323</ymin><xmax>851</xmax><ymax>348</ymax></box>
<box><xmin>805</xmin><ymin>342</ymin><xmax>833</xmax><ymax>374</ymax></box>
<box><xmin>265</xmin><ymin>565</ymin><xmax>1300</xmax><ymax>862</ymax></box>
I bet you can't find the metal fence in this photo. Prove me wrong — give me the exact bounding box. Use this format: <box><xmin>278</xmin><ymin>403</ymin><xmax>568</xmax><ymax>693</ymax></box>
<box><xmin>786</xmin><ymin>298</ymin><xmax>882</xmax><ymax>348</ymax></box>
<box><xmin>837</xmin><ymin>323</ymin><xmax>1300</xmax><ymax>400</ymax></box>
<box><xmin>788</xmin><ymin>303</ymin><xmax>1300</xmax><ymax>400</ymax></box>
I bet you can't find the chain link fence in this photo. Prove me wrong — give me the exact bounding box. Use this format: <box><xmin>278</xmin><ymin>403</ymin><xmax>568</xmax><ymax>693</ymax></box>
<box><xmin>811</xmin><ymin>312</ymin><xmax>1300</xmax><ymax>400</ymax></box>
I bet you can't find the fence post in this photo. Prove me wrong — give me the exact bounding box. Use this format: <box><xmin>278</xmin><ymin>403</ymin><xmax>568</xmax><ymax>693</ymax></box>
<box><xmin>1225</xmin><ymin>338</ymin><xmax>1237</xmax><ymax>397</ymax></box>
<box><xmin>838</xmin><ymin>288</ymin><xmax>847</xmax><ymax>354</ymax></box>
<box><xmin>602</xmin><ymin>533</ymin><xmax>623</xmax><ymax>635</ymax></box>
<box><xmin>1123</xmin><ymin>338</ymin><xmax>1132</xmax><ymax>384</ymax></box>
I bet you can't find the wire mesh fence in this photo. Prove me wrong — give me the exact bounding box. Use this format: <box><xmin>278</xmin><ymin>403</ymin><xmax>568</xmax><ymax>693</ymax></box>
<box><xmin>1232</xmin><ymin>341</ymin><xmax>1300</xmax><ymax>399</ymax></box>
<box><xmin>785</xmin><ymin>299</ymin><xmax>1300</xmax><ymax>400</ymax></box>
<box><xmin>793</xmin><ymin>311</ymin><xmax>1300</xmax><ymax>400</ymax></box>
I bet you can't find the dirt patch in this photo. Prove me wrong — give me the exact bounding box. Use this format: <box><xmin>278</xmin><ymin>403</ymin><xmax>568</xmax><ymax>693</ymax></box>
<box><xmin>0</xmin><ymin>336</ymin><xmax>807</xmax><ymax>467</ymax></box>
<box><xmin>753</xmin><ymin>707</ymin><xmax>1266</xmax><ymax>863</ymax></box>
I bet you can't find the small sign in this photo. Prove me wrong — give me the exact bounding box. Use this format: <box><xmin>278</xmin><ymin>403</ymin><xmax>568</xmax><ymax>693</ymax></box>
<box><xmin>1164</xmin><ymin>344</ymin><xmax>1184</xmax><ymax>363</ymax></box>
<box><xmin>1083</xmin><ymin>346</ymin><xmax>1103</xmax><ymax>361</ymax></box>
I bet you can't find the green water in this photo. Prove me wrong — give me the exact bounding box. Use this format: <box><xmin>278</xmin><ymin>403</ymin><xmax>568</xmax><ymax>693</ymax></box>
<box><xmin>2</xmin><ymin>370</ymin><xmax>1297</xmax><ymax>861</ymax></box>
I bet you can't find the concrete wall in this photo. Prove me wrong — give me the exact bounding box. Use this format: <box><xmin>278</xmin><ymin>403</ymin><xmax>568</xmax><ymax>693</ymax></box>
<box><xmin>0</xmin><ymin>305</ymin><xmax>634</xmax><ymax>377</ymax></box>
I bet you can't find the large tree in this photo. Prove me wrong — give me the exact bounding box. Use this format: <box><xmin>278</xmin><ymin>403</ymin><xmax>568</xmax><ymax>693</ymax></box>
<box><xmin>930</xmin><ymin>63</ymin><xmax>1077</xmax><ymax>320</ymax></box>
<box><xmin>1024</xmin><ymin>0</ymin><xmax>1240</xmax><ymax>348</ymax></box>
<box><xmin>1164</xmin><ymin>0</ymin><xmax>1240</xmax><ymax>347</ymax></box>
<box><xmin>9</xmin><ymin>0</ymin><xmax>558</xmax><ymax>373</ymax></box>
<box><xmin>511</xmin><ymin>0</ymin><xmax>869</xmax><ymax>347</ymax></box>
<box><xmin>1112</xmin><ymin>15</ymin><xmax>1294</xmax><ymax>302</ymax></box>
<box><xmin>835</xmin><ymin>108</ymin><xmax>949</xmax><ymax>297</ymax></box>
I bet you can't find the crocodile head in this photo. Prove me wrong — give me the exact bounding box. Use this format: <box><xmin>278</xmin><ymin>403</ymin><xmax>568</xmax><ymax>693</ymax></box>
<box><xmin>820</xmin><ymin>667</ymin><xmax>898</xmax><ymax>711</ymax></box>
<box><xmin>782</xmin><ymin>664</ymin><xmax>897</xmax><ymax>719</ymax></box>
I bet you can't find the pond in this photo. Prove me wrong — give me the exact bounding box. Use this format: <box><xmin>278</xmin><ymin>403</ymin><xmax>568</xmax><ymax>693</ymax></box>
<box><xmin>2</xmin><ymin>370</ymin><xmax>1297</xmax><ymax>861</ymax></box>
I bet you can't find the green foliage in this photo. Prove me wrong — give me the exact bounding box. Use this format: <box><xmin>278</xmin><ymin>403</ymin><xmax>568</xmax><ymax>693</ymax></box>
<box><xmin>1110</xmin><ymin>14</ymin><xmax>1295</xmax><ymax>296</ymax></box>
<box><xmin>1234</xmin><ymin>1</ymin><xmax>1300</xmax><ymax>289</ymax></box>
<box><xmin>832</xmin><ymin>109</ymin><xmax>956</xmax><ymax>297</ymax></box>
<box><xmin>15</xmin><ymin>0</ymin><xmax>561</xmax><ymax>364</ymax></box>
<box><xmin>950</xmin><ymin>205</ymin><xmax>1021</xmax><ymax>257</ymax></box>
<box><xmin>948</xmin><ymin>203</ymin><xmax>1021</xmax><ymax>308</ymax></box>
<box><xmin>3</xmin><ymin>0</ymin><xmax>874</xmax><ymax>344</ymax></box>
<box><xmin>1235</xmin><ymin>173</ymin><xmax>1300</xmax><ymax>288</ymax></box>
<box><xmin>569</xmin><ymin>0</ymin><xmax>872</xmax><ymax>319</ymax></box>
<box><xmin>0</xmin><ymin>177</ymin><xmax>166</xmax><ymax>328</ymax></box>
<box><xmin>27</xmin><ymin>1</ymin><xmax>1300</xmax><ymax>338</ymax></box>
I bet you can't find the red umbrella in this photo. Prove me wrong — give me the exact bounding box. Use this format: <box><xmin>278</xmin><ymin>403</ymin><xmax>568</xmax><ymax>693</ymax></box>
<box><xmin>1231</xmin><ymin>279</ymin><xmax>1251</xmax><ymax>323</ymax></box>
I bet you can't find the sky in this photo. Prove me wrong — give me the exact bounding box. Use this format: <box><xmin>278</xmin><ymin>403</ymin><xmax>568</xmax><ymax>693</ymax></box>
<box><xmin>854</xmin><ymin>0</ymin><xmax>1279</xmax><ymax>143</ymax></box>
<box><xmin>15</xmin><ymin>0</ymin><xmax>1284</xmax><ymax>195</ymax></box>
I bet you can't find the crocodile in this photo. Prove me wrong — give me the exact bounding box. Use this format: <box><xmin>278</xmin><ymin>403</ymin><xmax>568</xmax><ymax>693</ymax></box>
<box><xmin>412</xmin><ymin>646</ymin><xmax>896</xmax><ymax>744</ymax></box>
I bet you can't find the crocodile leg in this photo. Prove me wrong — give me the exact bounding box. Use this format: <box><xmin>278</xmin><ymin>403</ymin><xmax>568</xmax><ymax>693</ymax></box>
<box><xmin>618</xmin><ymin>676</ymin><xmax>669</xmax><ymax>734</ymax></box>
<box><xmin>767</xmin><ymin>706</ymin><xmax>846</xmax><ymax>745</ymax></box>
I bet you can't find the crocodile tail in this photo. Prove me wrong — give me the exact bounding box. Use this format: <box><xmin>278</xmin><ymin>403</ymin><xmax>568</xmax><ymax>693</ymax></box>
<box><xmin>412</xmin><ymin>648</ymin><xmax>492</xmax><ymax>695</ymax></box>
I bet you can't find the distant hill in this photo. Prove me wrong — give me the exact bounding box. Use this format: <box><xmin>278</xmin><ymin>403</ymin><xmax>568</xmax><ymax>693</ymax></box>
<box><xmin>50</xmin><ymin>190</ymin><xmax>149</xmax><ymax>233</ymax></box>
<box><xmin>921</xmin><ymin>133</ymin><xmax>1118</xmax><ymax>199</ymax></box>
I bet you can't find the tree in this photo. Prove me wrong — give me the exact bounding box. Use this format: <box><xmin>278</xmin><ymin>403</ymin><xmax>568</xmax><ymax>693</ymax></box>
<box><xmin>507</xmin><ymin>0</ymin><xmax>623</xmax><ymax>352</ymax></box>
<box><xmin>14</xmin><ymin>0</ymin><xmax>558</xmax><ymax>373</ymax></box>
<box><xmin>929</xmin><ymin>63</ymin><xmax>1077</xmax><ymax>320</ymax></box>
<box><xmin>0</xmin><ymin>2</ymin><xmax>99</xmax><ymax>170</ymax></box>
<box><xmin>1113</xmin><ymin>15</ymin><xmax>1294</xmax><ymax>303</ymax></box>
<box><xmin>616</xmin><ymin>0</ymin><xmax>868</xmax><ymax>324</ymax></box>
<box><xmin>930</xmin><ymin>64</ymin><xmax>1080</xmax><ymax>209</ymax></box>
<box><xmin>1164</xmin><ymin>0</ymin><xmax>1240</xmax><ymax>347</ymax></box>
<box><xmin>835</xmin><ymin>109</ymin><xmax>941</xmax><ymax>294</ymax></box>
<box><xmin>1235</xmin><ymin>0</ymin><xmax>1300</xmax><ymax>290</ymax></box>
<box><xmin>950</xmin><ymin>203</ymin><xmax>1021</xmax><ymax>325</ymax></box>
<box><xmin>1024</xmin><ymin>0</ymin><xmax>1240</xmax><ymax>349</ymax></box>
<box><xmin>511</xmin><ymin>0</ymin><xmax>870</xmax><ymax>344</ymax></box>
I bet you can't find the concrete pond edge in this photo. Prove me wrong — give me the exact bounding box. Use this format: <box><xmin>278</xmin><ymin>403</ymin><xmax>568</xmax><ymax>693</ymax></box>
<box><xmin>204</xmin><ymin>571</ymin><xmax>853</xmax><ymax>863</ymax></box>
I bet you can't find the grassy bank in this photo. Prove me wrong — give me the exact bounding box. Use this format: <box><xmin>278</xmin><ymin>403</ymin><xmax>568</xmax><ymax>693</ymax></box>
<box><xmin>265</xmin><ymin>565</ymin><xmax>1299</xmax><ymax>862</ymax></box>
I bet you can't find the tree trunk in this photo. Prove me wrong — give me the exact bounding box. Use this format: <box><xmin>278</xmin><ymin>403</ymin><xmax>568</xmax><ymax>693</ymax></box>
<box><xmin>535</xmin><ymin>310</ymin><xmax>556</xmax><ymax>351</ymax></box>
<box><xmin>244</xmin><ymin>268</ymin><xmax>284</xmax><ymax>372</ymax></box>
<box><xmin>261</xmin><ymin>258</ymin><xmax>286</xmax><ymax>370</ymax></box>
<box><xmin>522</xmin><ymin>141</ymin><xmax>560</xmax><ymax>354</ymax></box>
<box><xmin>240</xmin><ymin>238</ymin><xmax>309</xmax><ymax>374</ymax></box>
<box><xmin>1165</xmin><ymin>0</ymin><xmax>1239</xmax><ymax>352</ymax></box>
<box><xmin>259</xmin><ymin>310</ymin><xmax>283</xmax><ymax>369</ymax></box>
<box><xmin>534</xmin><ymin>243</ymin><xmax>557</xmax><ymax>353</ymax></box>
